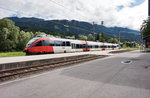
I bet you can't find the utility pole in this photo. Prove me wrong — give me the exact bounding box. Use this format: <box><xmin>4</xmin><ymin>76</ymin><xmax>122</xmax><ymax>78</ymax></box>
<box><xmin>93</xmin><ymin>21</ymin><xmax>96</xmax><ymax>41</ymax></box>
<box><xmin>118</xmin><ymin>29</ymin><xmax>120</xmax><ymax>48</ymax></box>
<box><xmin>93</xmin><ymin>21</ymin><xmax>95</xmax><ymax>36</ymax></box>
<box><xmin>101</xmin><ymin>21</ymin><xmax>104</xmax><ymax>25</ymax></box>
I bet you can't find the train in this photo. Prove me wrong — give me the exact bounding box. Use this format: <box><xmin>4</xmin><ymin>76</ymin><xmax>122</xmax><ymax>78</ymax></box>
<box><xmin>23</xmin><ymin>34</ymin><xmax>119</xmax><ymax>55</ymax></box>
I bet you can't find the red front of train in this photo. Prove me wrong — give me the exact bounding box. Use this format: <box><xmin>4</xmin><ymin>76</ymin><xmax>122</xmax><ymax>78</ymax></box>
<box><xmin>24</xmin><ymin>37</ymin><xmax>54</xmax><ymax>55</ymax></box>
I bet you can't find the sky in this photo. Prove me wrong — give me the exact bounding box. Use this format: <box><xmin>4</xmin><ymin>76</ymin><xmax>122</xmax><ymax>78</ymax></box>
<box><xmin>0</xmin><ymin>0</ymin><xmax>148</xmax><ymax>30</ymax></box>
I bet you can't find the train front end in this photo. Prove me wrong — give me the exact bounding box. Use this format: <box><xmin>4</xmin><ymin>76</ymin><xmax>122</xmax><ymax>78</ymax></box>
<box><xmin>23</xmin><ymin>37</ymin><xmax>40</xmax><ymax>55</ymax></box>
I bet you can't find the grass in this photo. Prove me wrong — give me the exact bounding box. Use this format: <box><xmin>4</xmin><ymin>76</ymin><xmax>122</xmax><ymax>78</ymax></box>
<box><xmin>0</xmin><ymin>52</ymin><xmax>26</xmax><ymax>57</ymax></box>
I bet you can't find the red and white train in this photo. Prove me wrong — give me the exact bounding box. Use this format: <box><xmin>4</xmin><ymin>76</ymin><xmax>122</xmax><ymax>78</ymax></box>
<box><xmin>23</xmin><ymin>34</ymin><xmax>119</xmax><ymax>55</ymax></box>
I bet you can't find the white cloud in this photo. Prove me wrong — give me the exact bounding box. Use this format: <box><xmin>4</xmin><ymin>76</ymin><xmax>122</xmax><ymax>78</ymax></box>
<box><xmin>0</xmin><ymin>0</ymin><xmax>148</xmax><ymax>30</ymax></box>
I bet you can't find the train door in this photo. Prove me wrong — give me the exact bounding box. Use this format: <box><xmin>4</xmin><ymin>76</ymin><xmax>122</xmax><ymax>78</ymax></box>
<box><xmin>30</xmin><ymin>40</ymin><xmax>45</xmax><ymax>53</ymax></box>
<box><xmin>53</xmin><ymin>40</ymin><xmax>64</xmax><ymax>53</ymax></box>
<box><xmin>71</xmin><ymin>43</ymin><xmax>76</xmax><ymax>52</ymax></box>
<box><xmin>43</xmin><ymin>40</ymin><xmax>54</xmax><ymax>53</ymax></box>
<box><xmin>83</xmin><ymin>44</ymin><xmax>88</xmax><ymax>51</ymax></box>
<box><xmin>65</xmin><ymin>41</ymin><xmax>71</xmax><ymax>52</ymax></box>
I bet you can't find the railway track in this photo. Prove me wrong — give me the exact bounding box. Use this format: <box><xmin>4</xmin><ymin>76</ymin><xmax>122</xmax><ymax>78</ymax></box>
<box><xmin>0</xmin><ymin>54</ymin><xmax>107</xmax><ymax>82</ymax></box>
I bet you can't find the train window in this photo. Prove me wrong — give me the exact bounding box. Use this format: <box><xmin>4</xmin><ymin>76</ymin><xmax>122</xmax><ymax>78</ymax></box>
<box><xmin>79</xmin><ymin>44</ymin><xmax>82</xmax><ymax>48</ymax></box>
<box><xmin>76</xmin><ymin>44</ymin><xmax>80</xmax><ymax>49</ymax></box>
<box><xmin>95</xmin><ymin>45</ymin><xmax>99</xmax><ymax>48</ymax></box>
<box><xmin>62</xmin><ymin>42</ymin><xmax>66</xmax><ymax>46</ymax></box>
<box><xmin>112</xmin><ymin>46</ymin><xmax>116</xmax><ymax>48</ymax></box>
<box><xmin>55</xmin><ymin>41</ymin><xmax>62</xmax><ymax>46</ymax></box>
<box><xmin>49</xmin><ymin>40</ymin><xmax>55</xmax><ymax>46</ymax></box>
<box><xmin>108</xmin><ymin>46</ymin><xmax>111</xmax><ymax>48</ymax></box>
<box><xmin>66</xmin><ymin>41</ymin><xmax>71</xmax><ymax>46</ymax></box>
<box><xmin>76</xmin><ymin>44</ymin><xmax>83</xmax><ymax>49</ymax></box>
<box><xmin>83</xmin><ymin>44</ymin><xmax>87</xmax><ymax>48</ymax></box>
<box><xmin>34</xmin><ymin>41</ymin><xmax>42</xmax><ymax>47</ymax></box>
<box><xmin>43</xmin><ymin>40</ymin><xmax>50</xmax><ymax>46</ymax></box>
<box><xmin>88</xmin><ymin>45</ymin><xmax>92</xmax><ymax>48</ymax></box>
<box><xmin>101</xmin><ymin>45</ymin><xmax>107</xmax><ymax>48</ymax></box>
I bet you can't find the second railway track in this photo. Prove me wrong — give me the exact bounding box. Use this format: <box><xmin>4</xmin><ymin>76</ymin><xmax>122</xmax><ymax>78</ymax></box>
<box><xmin>0</xmin><ymin>54</ymin><xmax>107</xmax><ymax>83</ymax></box>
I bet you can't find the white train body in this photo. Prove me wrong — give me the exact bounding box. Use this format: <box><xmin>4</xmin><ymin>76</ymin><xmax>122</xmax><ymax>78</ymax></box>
<box><xmin>24</xmin><ymin>35</ymin><xmax>119</xmax><ymax>54</ymax></box>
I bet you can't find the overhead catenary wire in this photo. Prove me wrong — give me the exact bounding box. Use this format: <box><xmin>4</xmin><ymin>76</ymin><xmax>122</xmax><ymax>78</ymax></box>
<box><xmin>48</xmin><ymin>0</ymin><xmax>90</xmax><ymax>21</ymax></box>
<box><xmin>0</xmin><ymin>6</ymin><xmax>90</xmax><ymax>33</ymax></box>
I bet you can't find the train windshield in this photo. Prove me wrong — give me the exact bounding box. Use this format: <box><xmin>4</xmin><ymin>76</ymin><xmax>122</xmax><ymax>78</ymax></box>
<box><xmin>26</xmin><ymin>38</ymin><xmax>39</xmax><ymax>47</ymax></box>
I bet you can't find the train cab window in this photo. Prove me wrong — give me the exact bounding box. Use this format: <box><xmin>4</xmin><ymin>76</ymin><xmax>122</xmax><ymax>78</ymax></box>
<box><xmin>26</xmin><ymin>38</ymin><xmax>39</xmax><ymax>47</ymax></box>
<box><xmin>34</xmin><ymin>41</ymin><xmax>42</xmax><ymax>47</ymax></box>
<box><xmin>66</xmin><ymin>41</ymin><xmax>71</xmax><ymax>46</ymax></box>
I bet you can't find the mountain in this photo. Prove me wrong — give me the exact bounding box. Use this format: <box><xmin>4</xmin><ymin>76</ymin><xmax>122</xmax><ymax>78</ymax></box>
<box><xmin>8</xmin><ymin>17</ymin><xmax>140</xmax><ymax>41</ymax></box>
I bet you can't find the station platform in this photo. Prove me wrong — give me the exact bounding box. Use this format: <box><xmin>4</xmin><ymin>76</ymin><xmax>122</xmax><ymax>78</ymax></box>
<box><xmin>0</xmin><ymin>50</ymin><xmax>116</xmax><ymax>64</ymax></box>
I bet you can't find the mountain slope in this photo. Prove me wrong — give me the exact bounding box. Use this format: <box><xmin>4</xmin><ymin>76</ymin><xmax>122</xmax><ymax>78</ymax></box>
<box><xmin>8</xmin><ymin>17</ymin><xmax>140</xmax><ymax>41</ymax></box>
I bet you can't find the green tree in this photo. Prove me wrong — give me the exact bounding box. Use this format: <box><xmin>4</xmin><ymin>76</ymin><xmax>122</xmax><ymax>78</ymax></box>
<box><xmin>122</xmin><ymin>43</ymin><xmax>127</xmax><ymax>48</ymax></box>
<box><xmin>79</xmin><ymin>35</ymin><xmax>87</xmax><ymax>40</ymax></box>
<box><xmin>108</xmin><ymin>38</ymin><xmax>118</xmax><ymax>43</ymax></box>
<box><xmin>141</xmin><ymin>17</ymin><xmax>150</xmax><ymax>38</ymax></box>
<box><xmin>95</xmin><ymin>34</ymin><xmax>100</xmax><ymax>41</ymax></box>
<box><xmin>99</xmin><ymin>32</ymin><xmax>105</xmax><ymax>42</ymax></box>
<box><xmin>87</xmin><ymin>34</ymin><xmax>95</xmax><ymax>41</ymax></box>
<box><xmin>0</xmin><ymin>18</ymin><xmax>19</xmax><ymax>52</ymax></box>
<box><xmin>17</xmin><ymin>31</ymin><xmax>34</xmax><ymax>50</ymax></box>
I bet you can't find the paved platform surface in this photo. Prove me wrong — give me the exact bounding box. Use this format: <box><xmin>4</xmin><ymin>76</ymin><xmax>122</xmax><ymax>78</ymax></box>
<box><xmin>0</xmin><ymin>50</ymin><xmax>150</xmax><ymax>98</ymax></box>
<box><xmin>0</xmin><ymin>50</ymin><xmax>115</xmax><ymax>64</ymax></box>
